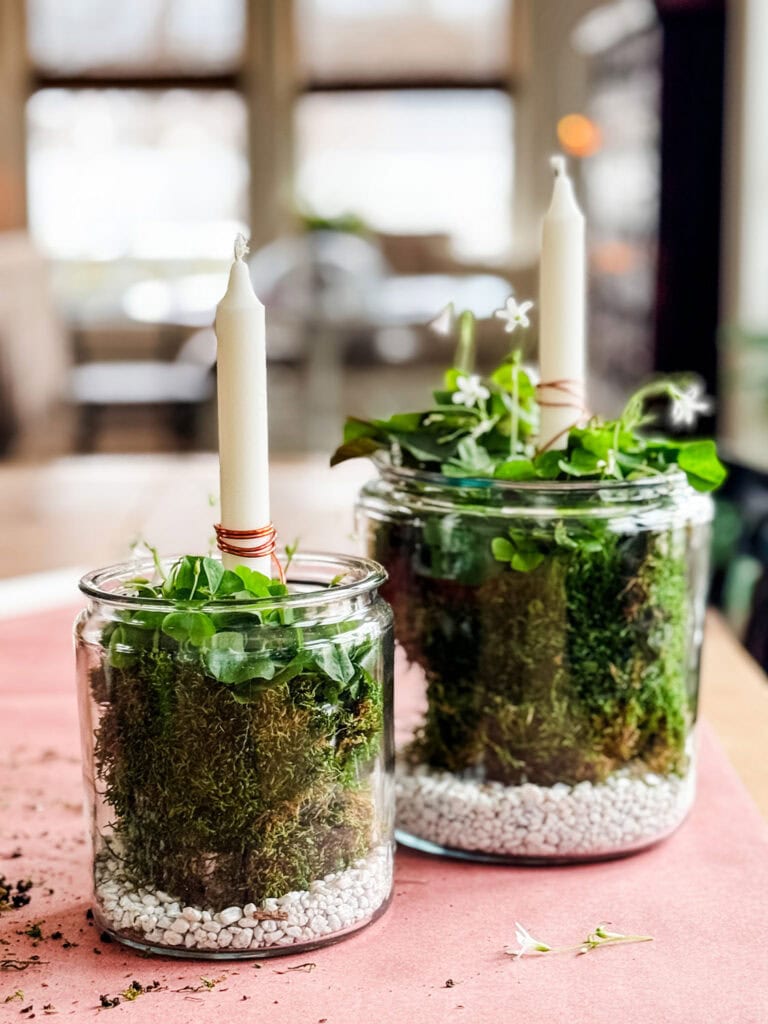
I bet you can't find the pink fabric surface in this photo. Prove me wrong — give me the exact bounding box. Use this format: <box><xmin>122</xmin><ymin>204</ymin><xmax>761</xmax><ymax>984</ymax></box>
<box><xmin>1</xmin><ymin>606</ymin><xmax>768</xmax><ymax>1023</ymax></box>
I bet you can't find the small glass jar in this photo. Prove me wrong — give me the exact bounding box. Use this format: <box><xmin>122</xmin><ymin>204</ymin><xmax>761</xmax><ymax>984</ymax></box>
<box><xmin>357</xmin><ymin>462</ymin><xmax>712</xmax><ymax>863</ymax></box>
<box><xmin>75</xmin><ymin>553</ymin><xmax>394</xmax><ymax>957</ymax></box>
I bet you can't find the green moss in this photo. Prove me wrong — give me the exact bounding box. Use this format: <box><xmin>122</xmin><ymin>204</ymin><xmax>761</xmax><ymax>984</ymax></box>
<box><xmin>374</xmin><ymin>515</ymin><xmax>693</xmax><ymax>787</ymax></box>
<box><xmin>92</xmin><ymin>644</ymin><xmax>385</xmax><ymax>908</ymax></box>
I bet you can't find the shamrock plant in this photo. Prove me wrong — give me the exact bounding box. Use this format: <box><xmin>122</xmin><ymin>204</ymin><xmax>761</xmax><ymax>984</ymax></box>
<box><xmin>107</xmin><ymin>548</ymin><xmax>376</xmax><ymax>705</ymax></box>
<box><xmin>331</xmin><ymin>298</ymin><xmax>725</xmax><ymax>496</ymax></box>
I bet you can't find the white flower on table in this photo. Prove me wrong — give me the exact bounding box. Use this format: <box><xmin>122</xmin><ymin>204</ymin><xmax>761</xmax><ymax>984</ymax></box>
<box><xmin>451</xmin><ymin>373</ymin><xmax>490</xmax><ymax>407</ymax></box>
<box><xmin>509</xmin><ymin>922</ymin><xmax>552</xmax><ymax>959</ymax></box>
<box><xmin>669</xmin><ymin>381</ymin><xmax>713</xmax><ymax>427</ymax></box>
<box><xmin>494</xmin><ymin>296</ymin><xmax>534</xmax><ymax>333</ymax></box>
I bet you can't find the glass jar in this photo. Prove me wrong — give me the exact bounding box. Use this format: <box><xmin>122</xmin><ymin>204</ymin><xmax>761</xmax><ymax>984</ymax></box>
<box><xmin>357</xmin><ymin>462</ymin><xmax>712</xmax><ymax>863</ymax></box>
<box><xmin>75</xmin><ymin>553</ymin><xmax>394</xmax><ymax>957</ymax></box>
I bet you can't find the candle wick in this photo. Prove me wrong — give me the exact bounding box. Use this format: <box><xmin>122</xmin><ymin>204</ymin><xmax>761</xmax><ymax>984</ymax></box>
<box><xmin>234</xmin><ymin>233</ymin><xmax>250</xmax><ymax>262</ymax></box>
<box><xmin>550</xmin><ymin>155</ymin><xmax>567</xmax><ymax>178</ymax></box>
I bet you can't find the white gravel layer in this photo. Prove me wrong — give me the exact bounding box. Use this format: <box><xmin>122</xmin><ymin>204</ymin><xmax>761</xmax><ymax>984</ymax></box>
<box><xmin>95</xmin><ymin>844</ymin><xmax>392</xmax><ymax>954</ymax></box>
<box><xmin>396</xmin><ymin>763</ymin><xmax>695</xmax><ymax>859</ymax></box>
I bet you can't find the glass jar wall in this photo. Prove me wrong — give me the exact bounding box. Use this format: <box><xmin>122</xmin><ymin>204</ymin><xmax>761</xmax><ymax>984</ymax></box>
<box><xmin>357</xmin><ymin>463</ymin><xmax>712</xmax><ymax>863</ymax></box>
<box><xmin>75</xmin><ymin>553</ymin><xmax>394</xmax><ymax>957</ymax></box>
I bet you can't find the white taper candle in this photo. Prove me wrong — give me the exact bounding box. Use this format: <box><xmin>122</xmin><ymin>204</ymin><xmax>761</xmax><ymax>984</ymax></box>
<box><xmin>538</xmin><ymin>156</ymin><xmax>587</xmax><ymax>451</ymax></box>
<box><xmin>215</xmin><ymin>235</ymin><xmax>273</xmax><ymax>575</ymax></box>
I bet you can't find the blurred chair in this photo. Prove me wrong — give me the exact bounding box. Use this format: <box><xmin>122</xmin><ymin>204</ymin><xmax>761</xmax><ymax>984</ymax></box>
<box><xmin>0</xmin><ymin>231</ymin><xmax>69</xmax><ymax>453</ymax></box>
<box><xmin>248</xmin><ymin>231</ymin><xmax>391</xmax><ymax>447</ymax></box>
<box><xmin>69</xmin><ymin>327</ymin><xmax>216</xmax><ymax>452</ymax></box>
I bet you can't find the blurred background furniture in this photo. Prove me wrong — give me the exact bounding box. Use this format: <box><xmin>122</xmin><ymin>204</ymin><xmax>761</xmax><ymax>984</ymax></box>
<box><xmin>69</xmin><ymin>326</ymin><xmax>216</xmax><ymax>452</ymax></box>
<box><xmin>0</xmin><ymin>231</ymin><xmax>68</xmax><ymax>453</ymax></box>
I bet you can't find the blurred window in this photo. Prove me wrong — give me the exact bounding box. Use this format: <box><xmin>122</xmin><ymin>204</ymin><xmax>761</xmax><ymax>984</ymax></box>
<box><xmin>27</xmin><ymin>89</ymin><xmax>247</xmax><ymax>261</ymax></box>
<box><xmin>27</xmin><ymin>0</ymin><xmax>244</xmax><ymax>75</ymax></box>
<box><xmin>297</xmin><ymin>0</ymin><xmax>510</xmax><ymax>85</ymax></box>
<box><xmin>295</xmin><ymin>90</ymin><xmax>513</xmax><ymax>261</ymax></box>
<box><xmin>25</xmin><ymin>0</ymin><xmax>247</xmax><ymax>265</ymax></box>
<box><xmin>295</xmin><ymin>0</ymin><xmax>515</xmax><ymax>263</ymax></box>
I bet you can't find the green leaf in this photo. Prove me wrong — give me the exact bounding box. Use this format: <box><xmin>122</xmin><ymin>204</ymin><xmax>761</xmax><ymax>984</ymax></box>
<box><xmin>374</xmin><ymin>412</ymin><xmax>423</xmax><ymax>434</ymax></box>
<box><xmin>491</xmin><ymin>537</ymin><xmax>515</xmax><ymax>561</ymax></box>
<box><xmin>330</xmin><ymin>436</ymin><xmax>382</xmax><ymax>466</ymax></box>
<box><xmin>574</xmin><ymin>426</ymin><xmax>613</xmax><ymax>460</ymax></box>
<box><xmin>443</xmin><ymin>367</ymin><xmax>462</xmax><ymax>392</ymax></box>
<box><xmin>234</xmin><ymin>565</ymin><xmax>273</xmax><ymax>598</ymax></box>
<box><xmin>442</xmin><ymin>437</ymin><xmax>496</xmax><ymax>478</ymax></box>
<box><xmin>107</xmin><ymin>625</ymin><xmax>136</xmax><ymax>669</ymax></box>
<box><xmin>491</xmin><ymin>534</ymin><xmax>545</xmax><ymax>572</ymax></box>
<box><xmin>161</xmin><ymin>611</ymin><xmax>216</xmax><ymax>647</ymax></box>
<box><xmin>491</xmin><ymin>362</ymin><xmax>536</xmax><ymax>399</ymax></box>
<box><xmin>312</xmin><ymin>643</ymin><xmax>355</xmax><ymax>685</ymax></box>
<box><xmin>343</xmin><ymin>417</ymin><xmax>380</xmax><ymax>443</ymax></box>
<box><xmin>205</xmin><ymin>636</ymin><xmax>275</xmax><ymax>684</ymax></box>
<box><xmin>216</xmin><ymin>569</ymin><xmax>248</xmax><ymax>597</ymax></box>
<box><xmin>557</xmin><ymin>447</ymin><xmax>607</xmax><ymax>478</ymax></box>
<box><xmin>162</xmin><ymin>556</ymin><xmax>198</xmax><ymax>599</ymax></box>
<box><xmin>209</xmin><ymin>631</ymin><xmax>245</xmax><ymax>652</ymax></box>
<box><xmin>201</xmin><ymin>557</ymin><xmax>225</xmax><ymax>596</ymax></box>
<box><xmin>494</xmin><ymin>458</ymin><xmax>536</xmax><ymax>481</ymax></box>
<box><xmin>676</xmin><ymin>440</ymin><xmax>727</xmax><ymax>492</ymax></box>
<box><xmin>510</xmin><ymin>549</ymin><xmax>545</xmax><ymax>572</ymax></box>
<box><xmin>533</xmin><ymin>450</ymin><xmax>563</xmax><ymax>478</ymax></box>
<box><xmin>228</xmin><ymin>678</ymin><xmax>281</xmax><ymax>702</ymax></box>
<box><xmin>270</xmin><ymin>651</ymin><xmax>315</xmax><ymax>687</ymax></box>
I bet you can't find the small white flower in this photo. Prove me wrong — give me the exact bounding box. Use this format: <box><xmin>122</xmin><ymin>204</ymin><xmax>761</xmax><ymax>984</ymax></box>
<box><xmin>494</xmin><ymin>296</ymin><xmax>534</xmax><ymax>333</ymax></box>
<box><xmin>428</xmin><ymin>303</ymin><xmax>455</xmax><ymax>337</ymax></box>
<box><xmin>452</xmin><ymin>373</ymin><xmax>490</xmax><ymax>407</ymax></box>
<box><xmin>509</xmin><ymin>922</ymin><xmax>552</xmax><ymax>959</ymax></box>
<box><xmin>670</xmin><ymin>381</ymin><xmax>712</xmax><ymax>427</ymax></box>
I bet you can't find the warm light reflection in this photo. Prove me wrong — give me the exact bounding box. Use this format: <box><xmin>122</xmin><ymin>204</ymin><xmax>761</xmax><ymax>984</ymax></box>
<box><xmin>591</xmin><ymin>240</ymin><xmax>638</xmax><ymax>276</ymax></box>
<box><xmin>557</xmin><ymin>114</ymin><xmax>602</xmax><ymax>158</ymax></box>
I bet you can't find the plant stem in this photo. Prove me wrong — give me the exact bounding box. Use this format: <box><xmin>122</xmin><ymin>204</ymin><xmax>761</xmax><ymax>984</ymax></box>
<box><xmin>511</xmin><ymin>360</ymin><xmax>520</xmax><ymax>457</ymax></box>
<box><xmin>455</xmin><ymin>310</ymin><xmax>476</xmax><ymax>375</ymax></box>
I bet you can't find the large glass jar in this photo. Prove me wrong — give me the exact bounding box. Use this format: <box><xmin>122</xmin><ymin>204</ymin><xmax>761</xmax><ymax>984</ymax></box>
<box><xmin>75</xmin><ymin>553</ymin><xmax>394</xmax><ymax>957</ymax></box>
<box><xmin>357</xmin><ymin>462</ymin><xmax>712</xmax><ymax>863</ymax></box>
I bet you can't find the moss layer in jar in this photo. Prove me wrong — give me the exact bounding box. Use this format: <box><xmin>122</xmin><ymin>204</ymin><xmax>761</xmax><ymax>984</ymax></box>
<box><xmin>368</xmin><ymin>504</ymin><xmax>696</xmax><ymax>787</ymax></box>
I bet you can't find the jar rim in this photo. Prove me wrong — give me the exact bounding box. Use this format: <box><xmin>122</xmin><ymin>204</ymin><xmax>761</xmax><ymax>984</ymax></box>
<box><xmin>79</xmin><ymin>551</ymin><xmax>387</xmax><ymax>611</ymax></box>
<box><xmin>372</xmin><ymin>453</ymin><xmax>689</xmax><ymax>494</ymax></box>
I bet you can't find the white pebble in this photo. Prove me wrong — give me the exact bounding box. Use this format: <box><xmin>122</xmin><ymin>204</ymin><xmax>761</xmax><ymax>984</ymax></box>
<box><xmin>217</xmin><ymin>906</ymin><xmax>242</xmax><ymax>927</ymax></box>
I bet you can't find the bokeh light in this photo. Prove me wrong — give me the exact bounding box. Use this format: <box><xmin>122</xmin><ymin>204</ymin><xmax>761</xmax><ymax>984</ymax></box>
<box><xmin>557</xmin><ymin>113</ymin><xmax>602</xmax><ymax>157</ymax></box>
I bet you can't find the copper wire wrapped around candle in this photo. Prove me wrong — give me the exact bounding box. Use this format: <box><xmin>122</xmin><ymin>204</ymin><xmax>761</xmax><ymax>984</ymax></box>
<box><xmin>536</xmin><ymin>379</ymin><xmax>589</xmax><ymax>453</ymax></box>
<box><xmin>214</xmin><ymin>523</ymin><xmax>286</xmax><ymax>583</ymax></box>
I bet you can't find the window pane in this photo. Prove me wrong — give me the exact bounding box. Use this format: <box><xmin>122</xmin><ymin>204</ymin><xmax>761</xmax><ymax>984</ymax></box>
<box><xmin>295</xmin><ymin>90</ymin><xmax>513</xmax><ymax>261</ymax></box>
<box><xmin>27</xmin><ymin>0</ymin><xmax>244</xmax><ymax>74</ymax></box>
<box><xmin>27</xmin><ymin>89</ymin><xmax>247</xmax><ymax>260</ymax></box>
<box><xmin>297</xmin><ymin>0</ymin><xmax>512</xmax><ymax>83</ymax></box>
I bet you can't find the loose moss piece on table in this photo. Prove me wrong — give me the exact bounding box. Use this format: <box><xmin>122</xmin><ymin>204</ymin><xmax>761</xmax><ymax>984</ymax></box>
<box><xmin>90</xmin><ymin>555</ymin><xmax>386</xmax><ymax>907</ymax></box>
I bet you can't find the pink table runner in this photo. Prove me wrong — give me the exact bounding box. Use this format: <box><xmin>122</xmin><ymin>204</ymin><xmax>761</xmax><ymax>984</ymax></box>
<box><xmin>1</xmin><ymin>607</ymin><xmax>768</xmax><ymax>1022</ymax></box>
